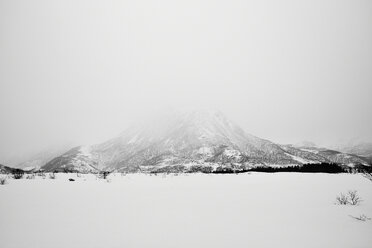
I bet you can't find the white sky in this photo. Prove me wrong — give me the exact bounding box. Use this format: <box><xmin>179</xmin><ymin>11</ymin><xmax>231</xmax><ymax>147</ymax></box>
<box><xmin>0</xmin><ymin>0</ymin><xmax>372</xmax><ymax>160</ymax></box>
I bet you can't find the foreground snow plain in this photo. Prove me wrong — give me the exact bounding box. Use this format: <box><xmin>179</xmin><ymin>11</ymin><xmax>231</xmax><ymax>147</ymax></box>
<box><xmin>1</xmin><ymin>173</ymin><xmax>372</xmax><ymax>248</ymax></box>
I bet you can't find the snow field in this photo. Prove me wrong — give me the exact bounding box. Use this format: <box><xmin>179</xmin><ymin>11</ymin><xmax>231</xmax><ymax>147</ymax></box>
<box><xmin>0</xmin><ymin>173</ymin><xmax>371</xmax><ymax>248</ymax></box>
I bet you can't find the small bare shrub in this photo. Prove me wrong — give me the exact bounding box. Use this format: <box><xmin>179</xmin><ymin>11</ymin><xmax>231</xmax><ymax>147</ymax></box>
<box><xmin>350</xmin><ymin>214</ymin><xmax>371</xmax><ymax>221</ymax></box>
<box><xmin>103</xmin><ymin>171</ymin><xmax>110</xmax><ymax>179</ymax></box>
<box><xmin>0</xmin><ymin>177</ymin><xmax>7</xmax><ymax>185</ymax></box>
<box><xmin>38</xmin><ymin>172</ymin><xmax>46</xmax><ymax>179</ymax></box>
<box><xmin>348</xmin><ymin>190</ymin><xmax>362</xmax><ymax>205</ymax></box>
<box><xmin>97</xmin><ymin>171</ymin><xmax>110</xmax><ymax>180</ymax></box>
<box><xmin>363</xmin><ymin>172</ymin><xmax>372</xmax><ymax>182</ymax></box>
<box><xmin>49</xmin><ymin>173</ymin><xmax>56</xmax><ymax>179</ymax></box>
<box><xmin>336</xmin><ymin>190</ymin><xmax>362</xmax><ymax>205</ymax></box>
<box><xmin>12</xmin><ymin>170</ymin><xmax>24</xmax><ymax>179</ymax></box>
<box><xmin>336</xmin><ymin>193</ymin><xmax>349</xmax><ymax>205</ymax></box>
<box><xmin>26</xmin><ymin>174</ymin><xmax>35</xmax><ymax>179</ymax></box>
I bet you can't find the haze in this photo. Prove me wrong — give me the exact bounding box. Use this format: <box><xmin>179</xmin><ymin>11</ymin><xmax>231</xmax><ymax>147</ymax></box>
<box><xmin>1</xmin><ymin>0</ymin><xmax>371</xmax><ymax>163</ymax></box>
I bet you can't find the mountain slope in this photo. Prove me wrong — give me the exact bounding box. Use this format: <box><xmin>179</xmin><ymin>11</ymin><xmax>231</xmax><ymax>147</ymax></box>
<box><xmin>41</xmin><ymin>110</ymin><xmax>371</xmax><ymax>172</ymax></box>
<box><xmin>293</xmin><ymin>146</ymin><xmax>370</xmax><ymax>166</ymax></box>
<box><xmin>90</xmin><ymin>111</ymin><xmax>297</xmax><ymax>171</ymax></box>
<box><xmin>0</xmin><ymin>164</ymin><xmax>24</xmax><ymax>174</ymax></box>
<box><xmin>42</xmin><ymin>146</ymin><xmax>99</xmax><ymax>173</ymax></box>
<box><xmin>334</xmin><ymin>142</ymin><xmax>372</xmax><ymax>158</ymax></box>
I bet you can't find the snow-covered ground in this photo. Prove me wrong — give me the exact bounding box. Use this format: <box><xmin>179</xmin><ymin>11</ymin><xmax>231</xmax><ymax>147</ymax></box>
<box><xmin>1</xmin><ymin>173</ymin><xmax>371</xmax><ymax>248</ymax></box>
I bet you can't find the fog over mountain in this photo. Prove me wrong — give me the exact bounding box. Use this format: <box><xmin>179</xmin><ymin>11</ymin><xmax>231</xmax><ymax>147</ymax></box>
<box><xmin>37</xmin><ymin>110</ymin><xmax>369</xmax><ymax>173</ymax></box>
<box><xmin>1</xmin><ymin>0</ymin><xmax>372</xmax><ymax>163</ymax></box>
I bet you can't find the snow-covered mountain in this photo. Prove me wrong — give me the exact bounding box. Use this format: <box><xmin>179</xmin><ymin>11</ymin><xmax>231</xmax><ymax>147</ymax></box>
<box><xmin>0</xmin><ymin>164</ymin><xmax>24</xmax><ymax>174</ymax></box>
<box><xmin>333</xmin><ymin>142</ymin><xmax>372</xmax><ymax>158</ymax></box>
<box><xmin>287</xmin><ymin>145</ymin><xmax>370</xmax><ymax>167</ymax></box>
<box><xmin>42</xmin><ymin>146</ymin><xmax>100</xmax><ymax>173</ymax></box>
<box><xmin>41</xmin><ymin>110</ymin><xmax>371</xmax><ymax>173</ymax></box>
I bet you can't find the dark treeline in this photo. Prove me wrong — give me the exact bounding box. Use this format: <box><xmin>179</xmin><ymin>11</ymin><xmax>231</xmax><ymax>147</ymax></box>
<box><xmin>3</xmin><ymin>162</ymin><xmax>372</xmax><ymax>175</ymax></box>
<box><xmin>211</xmin><ymin>163</ymin><xmax>347</xmax><ymax>174</ymax></box>
<box><xmin>0</xmin><ymin>164</ymin><xmax>26</xmax><ymax>175</ymax></box>
<box><xmin>211</xmin><ymin>163</ymin><xmax>372</xmax><ymax>174</ymax></box>
<box><xmin>349</xmin><ymin>164</ymin><xmax>372</xmax><ymax>174</ymax></box>
<box><xmin>246</xmin><ymin>163</ymin><xmax>346</xmax><ymax>173</ymax></box>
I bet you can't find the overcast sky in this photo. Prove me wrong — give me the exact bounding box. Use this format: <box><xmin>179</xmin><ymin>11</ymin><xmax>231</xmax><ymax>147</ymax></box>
<box><xmin>1</xmin><ymin>0</ymin><xmax>371</xmax><ymax>160</ymax></box>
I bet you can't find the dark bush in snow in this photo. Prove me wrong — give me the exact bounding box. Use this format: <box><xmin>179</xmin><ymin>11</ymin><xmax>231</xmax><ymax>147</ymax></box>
<box><xmin>37</xmin><ymin>172</ymin><xmax>46</xmax><ymax>179</ymax></box>
<box><xmin>336</xmin><ymin>193</ymin><xmax>349</xmax><ymax>205</ymax></box>
<box><xmin>26</xmin><ymin>174</ymin><xmax>35</xmax><ymax>179</ymax></box>
<box><xmin>12</xmin><ymin>170</ymin><xmax>24</xmax><ymax>179</ymax></box>
<box><xmin>348</xmin><ymin>190</ymin><xmax>362</xmax><ymax>205</ymax></box>
<box><xmin>336</xmin><ymin>190</ymin><xmax>362</xmax><ymax>205</ymax></box>
<box><xmin>0</xmin><ymin>177</ymin><xmax>7</xmax><ymax>185</ymax></box>
<box><xmin>97</xmin><ymin>171</ymin><xmax>110</xmax><ymax>179</ymax></box>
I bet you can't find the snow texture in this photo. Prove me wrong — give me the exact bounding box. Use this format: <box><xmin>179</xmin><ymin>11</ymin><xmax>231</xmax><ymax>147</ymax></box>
<box><xmin>1</xmin><ymin>173</ymin><xmax>372</xmax><ymax>248</ymax></box>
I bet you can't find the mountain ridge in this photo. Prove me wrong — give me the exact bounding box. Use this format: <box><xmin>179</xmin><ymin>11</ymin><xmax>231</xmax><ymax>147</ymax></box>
<box><xmin>39</xmin><ymin>110</ymin><xmax>371</xmax><ymax>173</ymax></box>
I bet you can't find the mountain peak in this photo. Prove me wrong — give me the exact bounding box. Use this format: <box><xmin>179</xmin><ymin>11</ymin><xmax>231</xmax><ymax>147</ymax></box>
<box><xmin>41</xmin><ymin>110</ymin><xmax>372</xmax><ymax>173</ymax></box>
